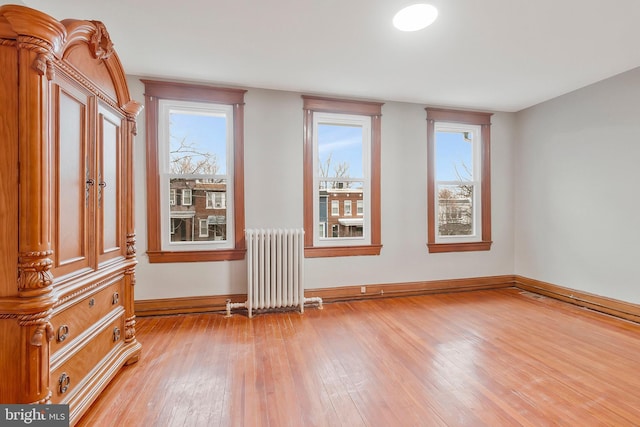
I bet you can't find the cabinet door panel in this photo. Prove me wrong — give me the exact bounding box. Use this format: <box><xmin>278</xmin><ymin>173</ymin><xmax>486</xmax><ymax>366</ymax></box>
<box><xmin>98</xmin><ymin>103</ymin><xmax>124</xmax><ymax>265</ymax></box>
<box><xmin>51</xmin><ymin>79</ymin><xmax>93</xmax><ymax>278</ymax></box>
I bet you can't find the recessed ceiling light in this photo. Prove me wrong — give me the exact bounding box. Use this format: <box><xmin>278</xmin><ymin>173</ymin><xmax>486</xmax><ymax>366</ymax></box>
<box><xmin>393</xmin><ymin>4</ymin><xmax>438</xmax><ymax>32</ymax></box>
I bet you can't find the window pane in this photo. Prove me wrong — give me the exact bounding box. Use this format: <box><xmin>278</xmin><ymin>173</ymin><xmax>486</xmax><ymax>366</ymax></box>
<box><xmin>206</xmin><ymin>191</ymin><xmax>226</xmax><ymax>209</ymax></box>
<box><xmin>318</xmin><ymin>124</ymin><xmax>363</xmax><ymax>180</ymax></box>
<box><xmin>437</xmin><ymin>184</ymin><xmax>474</xmax><ymax>236</ymax></box>
<box><xmin>344</xmin><ymin>200</ymin><xmax>352</xmax><ymax>216</ymax></box>
<box><xmin>169</xmin><ymin>178</ymin><xmax>227</xmax><ymax>242</ymax></box>
<box><xmin>181</xmin><ymin>189</ymin><xmax>192</xmax><ymax>206</ymax></box>
<box><xmin>331</xmin><ymin>200</ymin><xmax>339</xmax><ymax>216</ymax></box>
<box><xmin>318</xmin><ymin>180</ymin><xmax>364</xmax><ymax>239</ymax></box>
<box><xmin>169</xmin><ymin>111</ymin><xmax>227</xmax><ymax>175</ymax></box>
<box><xmin>199</xmin><ymin>219</ymin><xmax>208</xmax><ymax>237</ymax></box>
<box><xmin>436</xmin><ymin>130</ymin><xmax>473</xmax><ymax>181</ymax></box>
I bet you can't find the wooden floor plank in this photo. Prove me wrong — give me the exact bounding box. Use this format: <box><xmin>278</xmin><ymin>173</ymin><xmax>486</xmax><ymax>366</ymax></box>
<box><xmin>77</xmin><ymin>288</ymin><xmax>640</xmax><ymax>427</ymax></box>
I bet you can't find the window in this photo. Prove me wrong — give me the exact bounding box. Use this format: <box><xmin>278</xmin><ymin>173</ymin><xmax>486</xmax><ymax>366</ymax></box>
<box><xmin>206</xmin><ymin>191</ymin><xmax>226</xmax><ymax>209</ymax></box>
<box><xmin>303</xmin><ymin>96</ymin><xmax>383</xmax><ymax>257</ymax></box>
<box><xmin>181</xmin><ymin>189</ymin><xmax>192</xmax><ymax>206</ymax></box>
<box><xmin>160</xmin><ymin>100</ymin><xmax>231</xmax><ymax>247</ymax></box>
<box><xmin>426</xmin><ymin>108</ymin><xmax>492</xmax><ymax>252</ymax></box>
<box><xmin>143</xmin><ymin>80</ymin><xmax>246</xmax><ymax>263</ymax></box>
<box><xmin>216</xmin><ymin>192</ymin><xmax>226</xmax><ymax>208</ymax></box>
<box><xmin>331</xmin><ymin>200</ymin><xmax>339</xmax><ymax>216</ymax></box>
<box><xmin>344</xmin><ymin>200</ymin><xmax>352</xmax><ymax>216</ymax></box>
<box><xmin>357</xmin><ymin>199</ymin><xmax>364</xmax><ymax>216</ymax></box>
<box><xmin>199</xmin><ymin>219</ymin><xmax>208</xmax><ymax>237</ymax></box>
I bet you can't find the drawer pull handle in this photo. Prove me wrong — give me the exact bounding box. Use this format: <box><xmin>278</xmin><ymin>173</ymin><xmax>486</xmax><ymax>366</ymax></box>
<box><xmin>112</xmin><ymin>292</ymin><xmax>119</xmax><ymax>305</ymax></box>
<box><xmin>88</xmin><ymin>298</ymin><xmax>95</xmax><ymax>308</ymax></box>
<box><xmin>58</xmin><ymin>372</ymin><xmax>70</xmax><ymax>394</ymax></box>
<box><xmin>113</xmin><ymin>327</ymin><xmax>121</xmax><ymax>342</ymax></box>
<box><xmin>57</xmin><ymin>325</ymin><xmax>69</xmax><ymax>343</ymax></box>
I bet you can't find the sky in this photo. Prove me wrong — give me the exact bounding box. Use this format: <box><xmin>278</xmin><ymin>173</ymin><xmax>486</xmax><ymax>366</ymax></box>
<box><xmin>168</xmin><ymin>113</ymin><xmax>473</xmax><ymax>181</ymax></box>
<box><xmin>318</xmin><ymin>124</ymin><xmax>363</xmax><ymax>178</ymax></box>
<box><xmin>435</xmin><ymin>131</ymin><xmax>473</xmax><ymax>182</ymax></box>
<box><xmin>170</xmin><ymin>111</ymin><xmax>227</xmax><ymax>174</ymax></box>
<box><xmin>316</xmin><ymin>124</ymin><xmax>473</xmax><ymax>182</ymax></box>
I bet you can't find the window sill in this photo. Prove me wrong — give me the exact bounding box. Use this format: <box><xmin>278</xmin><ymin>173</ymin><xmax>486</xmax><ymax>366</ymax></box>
<box><xmin>305</xmin><ymin>244</ymin><xmax>382</xmax><ymax>258</ymax></box>
<box><xmin>427</xmin><ymin>241</ymin><xmax>492</xmax><ymax>253</ymax></box>
<box><xmin>147</xmin><ymin>249</ymin><xmax>246</xmax><ymax>263</ymax></box>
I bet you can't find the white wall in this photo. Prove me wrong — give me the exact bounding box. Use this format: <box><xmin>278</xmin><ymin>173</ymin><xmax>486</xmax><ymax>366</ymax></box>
<box><xmin>515</xmin><ymin>67</ymin><xmax>640</xmax><ymax>304</ymax></box>
<box><xmin>128</xmin><ymin>77</ymin><xmax>516</xmax><ymax>300</ymax></box>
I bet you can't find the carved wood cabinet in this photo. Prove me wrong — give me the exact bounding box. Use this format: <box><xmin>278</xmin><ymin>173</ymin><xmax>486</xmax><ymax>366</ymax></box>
<box><xmin>0</xmin><ymin>5</ymin><xmax>141</xmax><ymax>424</ymax></box>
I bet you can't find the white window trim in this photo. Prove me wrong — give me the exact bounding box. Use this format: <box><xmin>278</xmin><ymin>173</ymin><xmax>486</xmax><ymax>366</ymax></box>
<box><xmin>331</xmin><ymin>200</ymin><xmax>339</xmax><ymax>216</ymax></box>
<box><xmin>312</xmin><ymin>112</ymin><xmax>371</xmax><ymax>247</ymax></box>
<box><xmin>357</xmin><ymin>199</ymin><xmax>364</xmax><ymax>216</ymax></box>
<box><xmin>169</xmin><ymin>189</ymin><xmax>176</xmax><ymax>206</ymax></box>
<box><xmin>199</xmin><ymin>219</ymin><xmax>209</xmax><ymax>237</ymax></box>
<box><xmin>181</xmin><ymin>188</ymin><xmax>192</xmax><ymax>206</ymax></box>
<box><xmin>216</xmin><ymin>192</ymin><xmax>226</xmax><ymax>209</ymax></box>
<box><xmin>205</xmin><ymin>191</ymin><xmax>226</xmax><ymax>210</ymax></box>
<box><xmin>206</xmin><ymin>192</ymin><xmax>214</xmax><ymax>209</ymax></box>
<box><xmin>158</xmin><ymin>99</ymin><xmax>235</xmax><ymax>251</ymax></box>
<box><xmin>344</xmin><ymin>200</ymin><xmax>352</xmax><ymax>216</ymax></box>
<box><xmin>434</xmin><ymin>122</ymin><xmax>482</xmax><ymax>244</ymax></box>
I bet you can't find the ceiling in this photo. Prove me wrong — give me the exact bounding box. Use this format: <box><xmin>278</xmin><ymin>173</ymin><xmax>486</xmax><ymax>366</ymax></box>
<box><xmin>16</xmin><ymin>0</ymin><xmax>640</xmax><ymax>112</ymax></box>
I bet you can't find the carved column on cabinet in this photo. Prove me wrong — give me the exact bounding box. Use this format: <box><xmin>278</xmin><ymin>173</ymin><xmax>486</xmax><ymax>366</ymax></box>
<box><xmin>123</xmin><ymin>266</ymin><xmax>139</xmax><ymax>366</ymax></box>
<box><xmin>15</xmin><ymin>32</ymin><xmax>61</xmax><ymax>404</ymax></box>
<box><xmin>123</xmin><ymin>267</ymin><xmax>136</xmax><ymax>342</ymax></box>
<box><xmin>123</xmin><ymin>107</ymin><xmax>141</xmax><ymax>261</ymax></box>
<box><xmin>123</xmin><ymin>108</ymin><xmax>142</xmax><ymax>363</ymax></box>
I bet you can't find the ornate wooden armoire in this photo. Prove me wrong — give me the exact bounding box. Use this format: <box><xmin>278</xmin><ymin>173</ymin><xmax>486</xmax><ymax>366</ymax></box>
<box><xmin>0</xmin><ymin>5</ymin><xmax>141</xmax><ymax>424</ymax></box>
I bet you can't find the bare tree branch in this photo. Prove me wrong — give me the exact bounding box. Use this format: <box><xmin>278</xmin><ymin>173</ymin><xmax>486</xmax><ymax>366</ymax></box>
<box><xmin>170</xmin><ymin>136</ymin><xmax>219</xmax><ymax>175</ymax></box>
<box><xmin>319</xmin><ymin>153</ymin><xmax>351</xmax><ymax>188</ymax></box>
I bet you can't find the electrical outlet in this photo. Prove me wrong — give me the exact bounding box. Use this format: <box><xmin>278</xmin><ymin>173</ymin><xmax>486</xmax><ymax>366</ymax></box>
<box><xmin>361</xmin><ymin>286</ymin><xmax>366</xmax><ymax>294</ymax></box>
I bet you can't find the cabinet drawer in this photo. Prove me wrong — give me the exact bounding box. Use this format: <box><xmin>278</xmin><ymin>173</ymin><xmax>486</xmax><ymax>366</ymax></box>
<box><xmin>50</xmin><ymin>313</ymin><xmax>124</xmax><ymax>404</ymax></box>
<box><xmin>51</xmin><ymin>278</ymin><xmax>124</xmax><ymax>356</ymax></box>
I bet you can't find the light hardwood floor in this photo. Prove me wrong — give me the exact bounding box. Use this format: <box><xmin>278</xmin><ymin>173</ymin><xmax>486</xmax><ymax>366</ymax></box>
<box><xmin>77</xmin><ymin>288</ymin><xmax>640</xmax><ymax>426</ymax></box>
